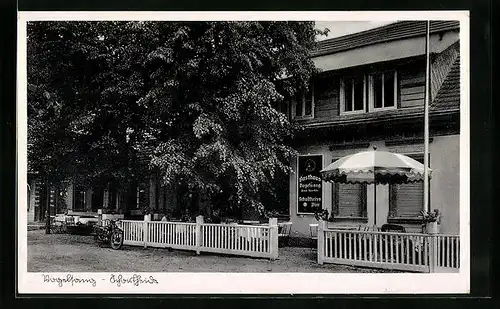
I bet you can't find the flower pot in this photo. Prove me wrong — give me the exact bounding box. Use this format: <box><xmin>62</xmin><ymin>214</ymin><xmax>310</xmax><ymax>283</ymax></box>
<box><xmin>426</xmin><ymin>221</ymin><xmax>439</xmax><ymax>234</ymax></box>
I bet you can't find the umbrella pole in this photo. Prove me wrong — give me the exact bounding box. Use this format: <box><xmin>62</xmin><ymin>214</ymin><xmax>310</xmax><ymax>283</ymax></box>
<box><xmin>373</xmin><ymin>183</ymin><xmax>377</xmax><ymax>230</ymax></box>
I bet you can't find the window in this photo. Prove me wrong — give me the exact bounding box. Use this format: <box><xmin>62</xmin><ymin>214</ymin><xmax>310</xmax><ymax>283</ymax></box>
<box><xmin>340</xmin><ymin>75</ymin><xmax>366</xmax><ymax>114</ymax></box>
<box><xmin>389</xmin><ymin>154</ymin><xmax>429</xmax><ymax>218</ymax></box>
<box><xmin>332</xmin><ymin>183</ymin><xmax>368</xmax><ymax>218</ymax></box>
<box><xmin>91</xmin><ymin>187</ymin><xmax>104</xmax><ymax>211</ymax></box>
<box><xmin>73</xmin><ymin>185</ymin><xmax>86</xmax><ymax>211</ymax></box>
<box><xmin>107</xmin><ymin>183</ymin><xmax>118</xmax><ymax>210</ymax></box>
<box><xmin>294</xmin><ymin>86</ymin><xmax>314</xmax><ymax>118</ymax></box>
<box><xmin>369</xmin><ymin>71</ymin><xmax>397</xmax><ymax>111</ymax></box>
<box><xmin>136</xmin><ymin>182</ymin><xmax>148</xmax><ymax>209</ymax></box>
<box><xmin>278</xmin><ymin>100</ymin><xmax>290</xmax><ymax>120</ymax></box>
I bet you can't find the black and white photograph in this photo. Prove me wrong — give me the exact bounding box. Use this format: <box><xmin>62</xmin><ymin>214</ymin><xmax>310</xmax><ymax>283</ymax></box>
<box><xmin>17</xmin><ymin>11</ymin><xmax>470</xmax><ymax>294</ymax></box>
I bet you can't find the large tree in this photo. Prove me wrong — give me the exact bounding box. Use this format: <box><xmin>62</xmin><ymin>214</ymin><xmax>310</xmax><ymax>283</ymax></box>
<box><xmin>27</xmin><ymin>21</ymin><xmax>156</xmax><ymax>188</ymax></box>
<box><xmin>27</xmin><ymin>21</ymin><xmax>326</xmax><ymax>216</ymax></box>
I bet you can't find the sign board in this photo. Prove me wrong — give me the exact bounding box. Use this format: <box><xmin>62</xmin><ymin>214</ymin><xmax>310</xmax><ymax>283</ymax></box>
<box><xmin>297</xmin><ymin>154</ymin><xmax>323</xmax><ymax>214</ymax></box>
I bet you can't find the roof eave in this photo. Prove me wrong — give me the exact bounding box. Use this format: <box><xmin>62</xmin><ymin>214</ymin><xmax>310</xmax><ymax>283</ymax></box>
<box><xmin>300</xmin><ymin>108</ymin><xmax>460</xmax><ymax>130</ymax></box>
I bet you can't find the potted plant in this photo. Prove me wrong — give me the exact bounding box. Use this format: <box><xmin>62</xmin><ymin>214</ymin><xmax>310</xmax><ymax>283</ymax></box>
<box><xmin>264</xmin><ymin>210</ymin><xmax>280</xmax><ymax>219</ymax></box>
<box><xmin>142</xmin><ymin>206</ymin><xmax>152</xmax><ymax>221</ymax></box>
<box><xmin>209</xmin><ymin>209</ymin><xmax>221</xmax><ymax>224</ymax></box>
<box><xmin>421</xmin><ymin>209</ymin><xmax>441</xmax><ymax>234</ymax></box>
<box><xmin>314</xmin><ymin>209</ymin><xmax>330</xmax><ymax>222</ymax></box>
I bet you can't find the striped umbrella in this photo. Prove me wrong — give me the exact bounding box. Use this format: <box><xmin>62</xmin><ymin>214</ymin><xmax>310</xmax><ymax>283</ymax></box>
<box><xmin>320</xmin><ymin>147</ymin><xmax>431</xmax><ymax>228</ymax></box>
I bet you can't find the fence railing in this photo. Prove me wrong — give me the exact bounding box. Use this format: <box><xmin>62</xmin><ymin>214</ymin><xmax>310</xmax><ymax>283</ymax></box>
<box><xmin>121</xmin><ymin>220</ymin><xmax>144</xmax><ymax>246</ymax></box>
<box><xmin>317</xmin><ymin>221</ymin><xmax>460</xmax><ymax>273</ymax></box>
<box><xmin>436</xmin><ymin>234</ymin><xmax>460</xmax><ymax>269</ymax></box>
<box><xmin>201</xmin><ymin>223</ymin><xmax>275</xmax><ymax>258</ymax></box>
<box><xmin>119</xmin><ymin>216</ymin><xmax>279</xmax><ymax>260</ymax></box>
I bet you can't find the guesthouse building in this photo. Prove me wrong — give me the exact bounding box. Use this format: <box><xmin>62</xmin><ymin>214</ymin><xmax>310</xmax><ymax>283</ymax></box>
<box><xmin>287</xmin><ymin>20</ymin><xmax>461</xmax><ymax>237</ymax></box>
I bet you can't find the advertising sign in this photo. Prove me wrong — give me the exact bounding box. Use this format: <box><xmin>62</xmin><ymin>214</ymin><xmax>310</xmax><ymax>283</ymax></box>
<box><xmin>297</xmin><ymin>155</ymin><xmax>323</xmax><ymax>214</ymax></box>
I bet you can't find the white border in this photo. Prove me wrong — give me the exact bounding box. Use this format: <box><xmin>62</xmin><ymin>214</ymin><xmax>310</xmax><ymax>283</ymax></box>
<box><xmin>17</xmin><ymin>10</ymin><xmax>470</xmax><ymax>294</ymax></box>
<box><xmin>296</xmin><ymin>154</ymin><xmax>324</xmax><ymax>215</ymax></box>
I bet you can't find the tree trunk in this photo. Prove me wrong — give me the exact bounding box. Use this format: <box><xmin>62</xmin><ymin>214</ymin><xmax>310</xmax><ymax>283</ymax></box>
<box><xmin>45</xmin><ymin>182</ymin><xmax>51</xmax><ymax>234</ymax></box>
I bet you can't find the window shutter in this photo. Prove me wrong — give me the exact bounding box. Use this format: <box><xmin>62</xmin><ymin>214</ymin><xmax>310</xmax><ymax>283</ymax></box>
<box><xmin>334</xmin><ymin>183</ymin><xmax>366</xmax><ymax>217</ymax></box>
<box><xmin>391</xmin><ymin>182</ymin><xmax>424</xmax><ymax>217</ymax></box>
<box><xmin>389</xmin><ymin>153</ymin><xmax>429</xmax><ymax>217</ymax></box>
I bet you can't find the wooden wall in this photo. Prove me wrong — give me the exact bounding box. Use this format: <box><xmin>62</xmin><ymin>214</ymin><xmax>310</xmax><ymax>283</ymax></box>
<box><xmin>313</xmin><ymin>74</ymin><xmax>340</xmax><ymax>120</ymax></box>
<box><xmin>399</xmin><ymin>66</ymin><xmax>426</xmax><ymax>109</ymax></box>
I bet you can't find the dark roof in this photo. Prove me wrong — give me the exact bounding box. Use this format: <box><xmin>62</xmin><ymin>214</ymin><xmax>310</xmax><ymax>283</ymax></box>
<box><xmin>312</xmin><ymin>20</ymin><xmax>460</xmax><ymax>57</ymax></box>
<box><xmin>431</xmin><ymin>55</ymin><xmax>460</xmax><ymax>111</ymax></box>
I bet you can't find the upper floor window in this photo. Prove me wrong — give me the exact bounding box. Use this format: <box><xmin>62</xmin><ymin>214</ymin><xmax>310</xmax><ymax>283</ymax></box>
<box><xmin>340</xmin><ymin>75</ymin><xmax>366</xmax><ymax>115</ymax></box>
<box><xmin>369</xmin><ymin>71</ymin><xmax>398</xmax><ymax>111</ymax></box>
<box><xmin>294</xmin><ymin>86</ymin><xmax>314</xmax><ymax>119</ymax></box>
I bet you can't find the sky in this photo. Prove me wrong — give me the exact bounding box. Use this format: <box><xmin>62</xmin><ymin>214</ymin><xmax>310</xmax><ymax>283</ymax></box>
<box><xmin>315</xmin><ymin>21</ymin><xmax>396</xmax><ymax>41</ymax></box>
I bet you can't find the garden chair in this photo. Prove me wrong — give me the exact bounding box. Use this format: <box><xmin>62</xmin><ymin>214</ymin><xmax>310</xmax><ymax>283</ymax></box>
<box><xmin>278</xmin><ymin>222</ymin><xmax>293</xmax><ymax>247</ymax></box>
<box><xmin>380</xmin><ymin>224</ymin><xmax>406</xmax><ymax>263</ymax></box>
<box><xmin>380</xmin><ymin>223</ymin><xmax>406</xmax><ymax>233</ymax></box>
<box><xmin>64</xmin><ymin>216</ymin><xmax>76</xmax><ymax>231</ymax></box>
<box><xmin>309</xmin><ymin>223</ymin><xmax>319</xmax><ymax>250</ymax></box>
<box><xmin>48</xmin><ymin>216</ymin><xmax>65</xmax><ymax>233</ymax></box>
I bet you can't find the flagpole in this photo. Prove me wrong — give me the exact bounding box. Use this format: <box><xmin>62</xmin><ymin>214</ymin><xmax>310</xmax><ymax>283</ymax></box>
<box><xmin>424</xmin><ymin>20</ymin><xmax>431</xmax><ymax>213</ymax></box>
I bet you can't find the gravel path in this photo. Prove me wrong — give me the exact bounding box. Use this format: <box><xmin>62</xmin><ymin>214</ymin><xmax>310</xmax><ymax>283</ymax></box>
<box><xmin>28</xmin><ymin>230</ymin><xmax>395</xmax><ymax>273</ymax></box>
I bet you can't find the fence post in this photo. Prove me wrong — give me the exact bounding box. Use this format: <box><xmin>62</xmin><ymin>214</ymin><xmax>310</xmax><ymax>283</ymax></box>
<box><xmin>428</xmin><ymin>235</ymin><xmax>438</xmax><ymax>273</ymax></box>
<box><xmin>196</xmin><ymin>215</ymin><xmax>204</xmax><ymax>255</ymax></box>
<box><xmin>269</xmin><ymin>218</ymin><xmax>279</xmax><ymax>260</ymax></box>
<box><xmin>143</xmin><ymin>214</ymin><xmax>150</xmax><ymax>248</ymax></box>
<box><xmin>318</xmin><ymin>220</ymin><xmax>326</xmax><ymax>265</ymax></box>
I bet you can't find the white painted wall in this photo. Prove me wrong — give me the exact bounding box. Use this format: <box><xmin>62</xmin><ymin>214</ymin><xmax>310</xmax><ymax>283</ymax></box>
<box><xmin>429</xmin><ymin>135</ymin><xmax>460</xmax><ymax>234</ymax></box>
<box><xmin>312</xmin><ymin>31</ymin><xmax>459</xmax><ymax>71</ymax></box>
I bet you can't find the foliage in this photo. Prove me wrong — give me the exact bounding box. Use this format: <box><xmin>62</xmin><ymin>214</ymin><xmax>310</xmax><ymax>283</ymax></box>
<box><xmin>142</xmin><ymin>206</ymin><xmax>153</xmax><ymax>215</ymax></box>
<box><xmin>27</xmin><ymin>21</ymin><xmax>155</xmax><ymax>188</ymax></box>
<box><xmin>314</xmin><ymin>209</ymin><xmax>330</xmax><ymax>222</ymax></box>
<box><xmin>263</xmin><ymin>209</ymin><xmax>280</xmax><ymax>219</ymax></box>
<box><xmin>420</xmin><ymin>209</ymin><xmax>441</xmax><ymax>223</ymax></box>
<box><xmin>27</xmin><ymin>21</ymin><xmax>328</xmax><ymax>215</ymax></box>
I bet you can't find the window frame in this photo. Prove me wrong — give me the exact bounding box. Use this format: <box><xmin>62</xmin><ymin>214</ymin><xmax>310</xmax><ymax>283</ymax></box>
<box><xmin>135</xmin><ymin>182</ymin><xmax>148</xmax><ymax>209</ymax></box>
<box><xmin>368</xmin><ymin>70</ymin><xmax>398</xmax><ymax>112</ymax></box>
<box><xmin>91</xmin><ymin>186</ymin><xmax>105</xmax><ymax>212</ymax></box>
<box><xmin>279</xmin><ymin>100</ymin><xmax>291</xmax><ymax>121</ymax></box>
<box><xmin>339</xmin><ymin>75</ymin><xmax>367</xmax><ymax>115</ymax></box>
<box><xmin>73</xmin><ymin>185</ymin><xmax>86</xmax><ymax>212</ymax></box>
<box><xmin>293</xmin><ymin>84</ymin><xmax>315</xmax><ymax>119</ymax></box>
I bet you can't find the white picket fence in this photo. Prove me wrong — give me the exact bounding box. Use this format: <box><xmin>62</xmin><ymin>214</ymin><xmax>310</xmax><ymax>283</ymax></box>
<box><xmin>317</xmin><ymin>221</ymin><xmax>460</xmax><ymax>273</ymax></box>
<box><xmin>119</xmin><ymin>216</ymin><xmax>279</xmax><ymax>260</ymax></box>
<box><xmin>200</xmin><ymin>223</ymin><xmax>274</xmax><ymax>258</ymax></box>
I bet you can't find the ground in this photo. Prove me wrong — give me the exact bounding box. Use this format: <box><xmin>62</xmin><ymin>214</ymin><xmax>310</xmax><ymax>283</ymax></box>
<box><xmin>27</xmin><ymin>229</ymin><xmax>395</xmax><ymax>273</ymax></box>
